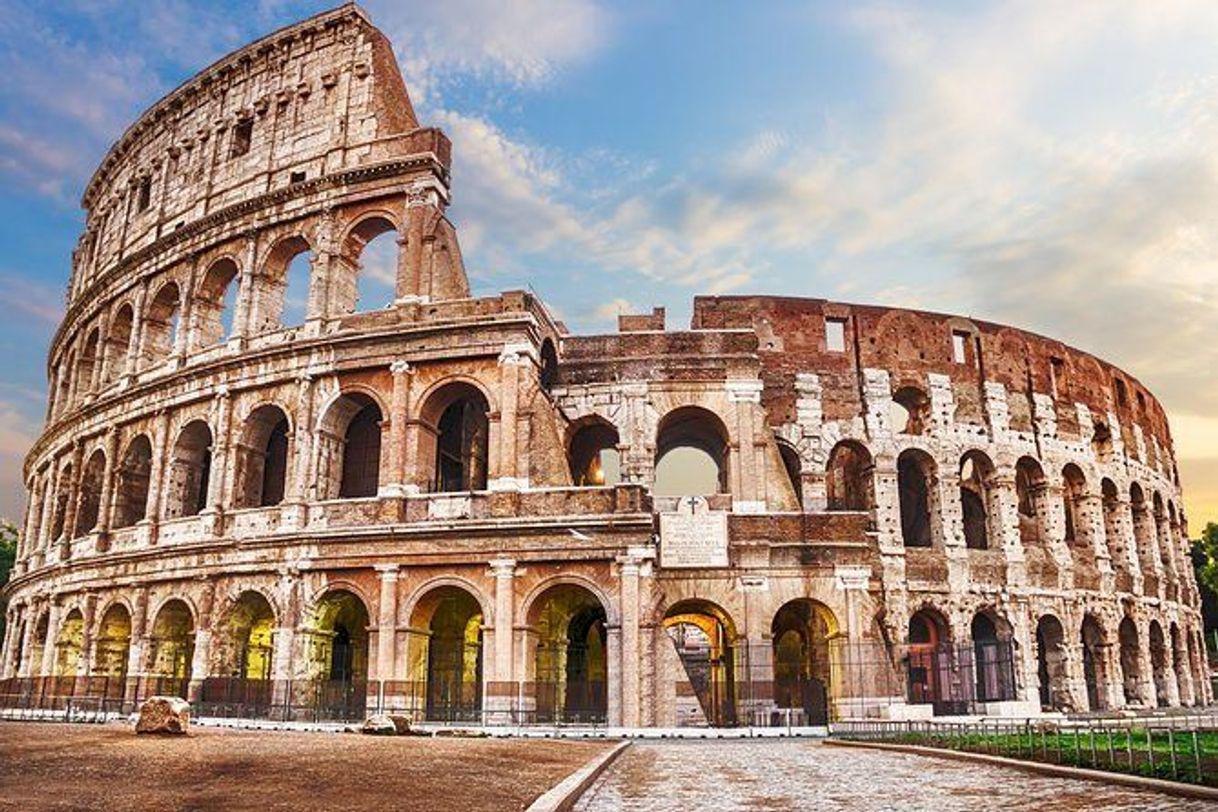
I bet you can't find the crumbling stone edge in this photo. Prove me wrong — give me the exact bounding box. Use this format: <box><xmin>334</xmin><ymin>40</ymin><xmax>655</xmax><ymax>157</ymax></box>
<box><xmin>824</xmin><ymin>738</ymin><xmax>1218</xmax><ymax>802</ymax></box>
<box><xmin>526</xmin><ymin>740</ymin><xmax>631</xmax><ymax>812</ymax></box>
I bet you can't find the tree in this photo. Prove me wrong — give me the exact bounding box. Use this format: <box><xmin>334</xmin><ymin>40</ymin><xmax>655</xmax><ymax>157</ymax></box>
<box><xmin>0</xmin><ymin>520</ymin><xmax>15</xmax><ymax>645</ymax></box>
<box><xmin>1191</xmin><ymin>522</ymin><xmax>1218</xmax><ymax>642</ymax></box>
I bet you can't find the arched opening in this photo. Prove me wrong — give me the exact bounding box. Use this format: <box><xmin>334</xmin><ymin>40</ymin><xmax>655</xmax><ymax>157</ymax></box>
<box><xmin>568</xmin><ymin>419</ymin><xmax>621</xmax><ymax>487</ymax></box>
<box><xmin>50</xmin><ymin>464</ymin><xmax>73</xmax><ymax>542</ymax></box>
<box><xmin>1148</xmin><ymin>620</ymin><xmax>1170</xmax><ymax>708</ymax></box>
<box><xmin>302</xmin><ymin>590</ymin><xmax>370</xmax><ymax>718</ymax></box>
<box><xmin>1129</xmin><ymin>483</ymin><xmax>1157</xmax><ymax>587</ymax></box>
<box><xmin>235</xmin><ymin>405</ymin><xmax>290</xmax><ymax>508</ymax></box>
<box><xmin>142</xmin><ymin>282</ymin><xmax>181</xmax><ymax>366</ymax></box>
<box><xmin>77</xmin><ymin>328</ymin><xmax>99</xmax><ymax>395</ymax></box>
<box><xmin>1015</xmin><ymin>456</ymin><xmax>1047</xmax><ymax>547</ymax></box>
<box><xmin>30</xmin><ymin>612</ymin><xmax>49</xmax><ymax>677</ymax></box>
<box><xmin>654</xmin><ymin>407</ymin><xmax>730</xmax><ymax>497</ymax></box>
<box><xmin>192</xmin><ymin>258</ymin><xmax>240</xmax><ymax>348</ymax></box>
<box><xmin>906</xmin><ymin>608</ymin><xmax>955</xmax><ymax>713</ymax></box>
<box><xmin>1036</xmin><ymin>614</ymin><xmax>1069</xmax><ymax>711</ymax></box>
<box><xmin>529</xmin><ymin>584</ymin><xmax>608</xmax><ymax>723</ymax></box>
<box><xmin>214</xmin><ymin>591</ymin><xmax>276</xmax><ymax>681</ymax></box>
<box><xmin>776</xmin><ymin>441</ymin><xmax>803</xmax><ymax>508</ymax></box>
<box><xmin>1101</xmin><ymin>478</ymin><xmax>1131</xmax><ymax>587</ymax></box>
<box><xmin>342</xmin><ymin>216</ymin><xmax>399</xmax><ymax>314</ymax></box>
<box><xmin>1152</xmin><ymin>492</ymin><xmax>1173</xmax><ymax>580</ymax></box>
<box><xmin>897</xmin><ymin>449</ymin><xmax>936</xmax><ymax>548</ymax></box>
<box><xmin>891</xmin><ymin>386</ymin><xmax>931</xmax><ymax>435</ymax></box>
<box><xmin>147</xmin><ymin>600</ymin><xmax>194</xmax><ymax>686</ymax></box>
<box><xmin>539</xmin><ymin>339</ymin><xmax>558</xmax><ymax>392</ymax></box>
<box><xmin>971</xmin><ymin>612</ymin><xmax>1016</xmax><ymax>703</ymax></box>
<box><xmin>959</xmin><ymin>451</ymin><xmax>996</xmax><ymax>550</ymax></box>
<box><xmin>421</xmin><ymin>383</ymin><xmax>490</xmax><ymax>493</ymax></box>
<box><xmin>1170</xmin><ymin>623</ymin><xmax>1191</xmax><ymax>706</ymax></box>
<box><xmin>662</xmin><ymin>599</ymin><xmax>738</xmax><ymax>726</ymax></box>
<box><xmin>113</xmin><ymin>436</ymin><xmax>152</xmax><ymax>528</ymax></box>
<box><xmin>1118</xmin><ymin>616</ymin><xmax>1143</xmax><ymax>705</ymax></box>
<box><xmin>1062</xmin><ymin>464</ymin><xmax>1092</xmax><ymax>552</ymax></box>
<box><xmin>94</xmin><ymin>604</ymin><xmax>132</xmax><ymax>680</ymax></box>
<box><xmin>165</xmin><ymin>420</ymin><xmax>213</xmax><ymax>519</ymax></box>
<box><xmin>825</xmin><ymin>440</ymin><xmax>873</xmax><ymax>512</ymax></box>
<box><xmin>103</xmin><ymin>304</ymin><xmax>134</xmax><ymax>383</ymax></box>
<box><xmin>317</xmin><ymin>393</ymin><xmax>383</xmax><ymax>500</ymax></box>
<box><xmin>410</xmin><ymin>586</ymin><xmax>484</xmax><ymax>722</ymax></box>
<box><xmin>73</xmin><ymin>449</ymin><xmax>105</xmax><ymax>537</ymax></box>
<box><xmin>54</xmin><ymin>609</ymin><xmax>85</xmax><ymax>677</ymax></box>
<box><xmin>771</xmin><ymin>599</ymin><xmax>836</xmax><ymax>725</ymax></box>
<box><xmin>1092</xmin><ymin>421</ymin><xmax>1114</xmax><ymax>464</ymax></box>
<box><xmin>257</xmin><ymin>236</ymin><xmax>312</xmax><ymax>331</ymax></box>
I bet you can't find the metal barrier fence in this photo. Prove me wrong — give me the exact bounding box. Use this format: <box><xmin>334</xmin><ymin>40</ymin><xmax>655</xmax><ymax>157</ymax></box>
<box><xmin>832</xmin><ymin>717</ymin><xmax>1218</xmax><ymax>786</ymax></box>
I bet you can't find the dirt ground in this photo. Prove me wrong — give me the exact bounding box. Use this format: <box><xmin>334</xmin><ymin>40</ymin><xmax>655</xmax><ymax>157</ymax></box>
<box><xmin>0</xmin><ymin>722</ymin><xmax>612</xmax><ymax>811</ymax></box>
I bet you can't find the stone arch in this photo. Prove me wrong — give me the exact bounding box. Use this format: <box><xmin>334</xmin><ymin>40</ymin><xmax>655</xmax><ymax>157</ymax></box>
<box><xmin>406</xmin><ymin>582</ymin><xmax>487</xmax><ymax>722</ymax></box>
<box><xmin>54</xmin><ymin>608</ymin><xmax>85</xmax><ymax>677</ymax></box>
<box><xmin>526</xmin><ymin>582</ymin><xmax>610</xmax><ymax>722</ymax></box>
<box><xmin>317</xmin><ymin>390</ymin><xmax>384</xmax><ymax>499</ymax></box>
<box><xmin>661</xmin><ymin>597</ymin><xmax>741</xmax><ymax>726</ymax></box>
<box><xmin>1062</xmin><ymin>463</ymin><xmax>1100</xmax><ymax>562</ymax></box>
<box><xmin>891</xmin><ymin>385</ymin><xmax>931</xmax><ymax>435</ymax></box>
<box><xmin>1128</xmin><ymin>482</ymin><xmax>1157</xmax><ymax>585</ymax></box>
<box><xmin>654</xmin><ymin>405</ymin><xmax>731</xmax><ymax>497</ymax></box>
<box><xmin>233</xmin><ymin>403</ymin><xmax>292</xmax><ymax>508</ymax></box>
<box><xmin>164</xmin><ymin>419</ymin><xmax>213</xmax><ymax>519</ymax></box>
<box><xmin>257</xmin><ymin>234</ymin><xmax>313</xmax><ymax>331</ymax></box>
<box><xmin>897</xmin><ymin>448</ymin><xmax>937</xmax><ymax>548</ymax></box>
<box><xmin>74</xmin><ymin>448</ymin><xmax>106</xmax><ymax>537</ymax></box>
<box><xmin>539</xmin><ymin>338</ymin><xmax>558</xmax><ymax>392</ymax></box>
<box><xmin>826</xmin><ymin>440</ymin><xmax>873</xmax><ymax>512</ymax></box>
<box><xmin>142</xmin><ymin>280</ymin><xmax>182</xmax><ymax>367</ymax></box>
<box><xmin>775</xmin><ymin>438</ymin><xmax>804</xmax><ymax>508</ymax></box>
<box><xmin>337</xmin><ymin>213</ymin><xmax>401</xmax><ymax>315</ymax></box>
<box><xmin>771</xmin><ymin>599</ymin><xmax>838</xmax><ymax>724</ymax></box>
<box><xmin>94</xmin><ymin>602</ymin><xmax>132</xmax><ymax>680</ymax></box>
<box><xmin>1148</xmin><ymin>619</ymin><xmax>1171</xmax><ymax>707</ymax></box>
<box><xmin>300</xmin><ymin>588</ymin><xmax>371</xmax><ymax>685</ymax></box>
<box><xmin>1170</xmin><ymin>622</ymin><xmax>1191</xmax><ymax>706</ymax></box>
<box><xmin>147</xmin><ymin>598</ymin><xmax>195</xmax><ymax>682</ymax></box>
<box><xmin>77</xmin><ymin>326</ymin><xmax>100</xmax><ymax>395</ymax></box>
<box><xmin>113</xmin><ymin>434</ymin><xmax>153</xmax><ymax>527</ymax></box>
<box><xmin>970</xmin><ymin>609</ymin><xmax>1016</xmax><ymax>703</ymax></box>
<box><xmin>1015</xmin><ymin>456</ymin><xmax>1048</xmax><ymax>547</ymax></box>
<box><xmin>211</xmin><ymin>590</ymin><xmax>277</xmax><ymax>680</ymax></box>
<box><xmin>567</xmin><ymin>416</ymin><xmax>621</xmax><ymax>487</ymax></box>
<box><xmin>49</xmin><ymin>461</ymin><xmax>74</xmax><ymax>543</ymax></box>
<box><xmin>192</xmin><ymin>257</ymin><xmax>240</xmax><ymax>349</ymax></box>
<box><xmin>103</xmin><ymin>302</ymin><xmax>134</xmax><ymax>383</ymax></box>
<box><xmin>906</xmin><ymin>606</ymin><xmax>954</xmax><ymax>711</ymax></box>
<box><xmin>520</xmin><ymin>574</ymin><xmax>618</xmax><ymax>629</ymax></box>
<box><xmin>418</xmin><ymin>380</ymin><xmax>491</xmax><ymax>493</ymax></box>
<box><xmin>959</xmin><ymin>450</ymin><xmax>997</xmax><ymax>550</ymax></box>
<box><xmin>1035</xmin><ymin>614</ymin><xmax>1070</xmax><ymax>711</ymax></box>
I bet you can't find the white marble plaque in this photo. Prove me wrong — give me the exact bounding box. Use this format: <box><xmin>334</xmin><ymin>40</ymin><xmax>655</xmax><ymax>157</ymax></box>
<box><xmin>660</xmin><ymin>496</ymin><xmax>729</xmax><ymax>568</ymax></box>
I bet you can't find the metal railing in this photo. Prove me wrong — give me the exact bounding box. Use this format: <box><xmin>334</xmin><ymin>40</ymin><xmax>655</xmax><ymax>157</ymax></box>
<box><xmin>832</xmin><ymin>716</ymin><xmax>1218</xmax><ymax>786</ymax></box>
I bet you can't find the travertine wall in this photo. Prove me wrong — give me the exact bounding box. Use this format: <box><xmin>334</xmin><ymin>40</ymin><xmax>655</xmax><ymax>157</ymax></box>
<box><xmin>1</xmin><ymin>4</ymin><xmax>1207</xmax><ymax>726</ymax></box>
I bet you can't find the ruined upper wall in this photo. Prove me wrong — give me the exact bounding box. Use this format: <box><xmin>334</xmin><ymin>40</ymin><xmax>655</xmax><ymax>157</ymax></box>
<box><xmin>690</xmin><ymin>295</ymin><xmax>1176</xmax><ymax>470</ymax></box>
<box><xmin>70</xmin><ymin>3</ymin><xmax>437</xmax><ymax>304</ymax></box>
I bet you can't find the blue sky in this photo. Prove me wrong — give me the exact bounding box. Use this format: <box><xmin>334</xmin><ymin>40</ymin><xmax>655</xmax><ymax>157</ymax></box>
<box><xmin>1</xmin><ymin>0</ymin><xmax>1216</xmax><ymax>528</ymax></box>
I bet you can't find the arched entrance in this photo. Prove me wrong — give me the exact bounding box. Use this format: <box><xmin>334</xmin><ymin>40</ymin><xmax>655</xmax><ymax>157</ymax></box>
<box><xmin>94</xmin><ymin>604</ymin><xmax>132</xmax><ymax>680</ymax></box>
<box><xmin>301</xmin><ymin>590</ymin><xmax>370</xmax><ymax>719</ymax></box>
<box><xmin>410</xmin><ymin>586</ymin><xmax>484</xmax><ymax>722</ymax></box>
<box><xmin>55</xmin><ymin>610</ymin><xmax>85</xmax><ymax>678</ymax></box>
<box><xmin>1148</xmin><ymin>620</ymin><xmax>1170</xmax><ymax>708</ymax></box>
<box><xmin>770</xmin><ymin>599</ymin><xmax>836</xmax><ymax>725</ymax></box>
<box><xmin>906</xmin><ymin>608</ymin><xmax>959</xmax><ymax>714</ymax></box>
<box><xmin>1036</xmin><ymin>615</ymin><xmax>1069</xmax><ymax>711</ymax></box>
<box><xmin>528</xmin><ymin>584</ymin><xmax>609</xmax><ymax>723</ymax></box>
<box><xmin>1081</xmin><ymin>615</ymin><xmax>1110</xmax><ymax>711</ymax></box>
<box><xmin>203</xmin><ymin>591</ymin><xmax>276</xmax><ymax>713</ymax></box>
<box><xmin>147</xmin><ymin>600</ymin><xmax>194</xmax><ymax>695</ymax></box>
<box><xmin>971</xmin><ymin>612</ymin><xmax>1016</xmax><ymax>704</ymax></box>
<box><xmin>662</xmin><ymin>600</ymin><xmax>738</xmax><ymax>726</ymax></box>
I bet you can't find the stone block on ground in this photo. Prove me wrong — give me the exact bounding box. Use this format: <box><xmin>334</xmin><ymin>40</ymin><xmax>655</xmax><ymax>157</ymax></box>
<box><xmin>135</xmin><ymin>696</ymin><xmax>191</xmax><ymax>735</ymax></box>
<box><xmin>361</xmin><ymin>714</ymin><xmax>398</xmax><ymax>735</ymax></box>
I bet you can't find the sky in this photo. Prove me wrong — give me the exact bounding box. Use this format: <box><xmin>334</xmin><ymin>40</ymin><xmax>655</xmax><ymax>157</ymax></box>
<box><xmin>0</xmin><ymin>0</ymin><xmax>1215</xmax><ymax>531</ymax></box>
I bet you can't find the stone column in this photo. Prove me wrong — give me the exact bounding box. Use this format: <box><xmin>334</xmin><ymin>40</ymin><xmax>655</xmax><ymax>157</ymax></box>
<box><xmin>488</xmin><ymin>559</ymin><xmax>517</xmax><ymax>720</ymax></box>
<box><xmin>96</xmin><ymin>428</ymin><xmax>120</xmax><ymax>550</ymax></box>
<box><xmin>188</xmin><ymin>579</ymin><xmax>216</xmax><ymax>702</ymax></box>
<box><xmin>382</xmin><ymin>361</ymin><xmax>414</xmax><ymax>497</ymax></box>
<box><xmin>374</xmin><ymin>565</ymin><xmax>399</xmax><ymax>682</ymax></box>
<box><xmin>991</xmin><ymin>473</ymin><xmax>1027</xmax><ymax>587</ymax></box>
<box><xmin>122</xmin><ymin>284</ymin><xmax>147</xmax><ymax>382</ymax></box>
<box><xmin>124</xmin><ymin>588</ymin><xmax>149</xmax><ymax>702</ymax></box>
<box><xmin>17</xmin><ymin>603</ymin><xmax>40</xmax><ymax>677</ymax></box>
<box><xmin>280</xmin><ymin>373</ymin><xmax>315</xmax><ymax>529</ymax></box>
<box><xmin>1114</xmin><ymin>496</ymin><xmax>1144</xmax><ymax>595</ymax></box>
<box><xmin>617</xmin><ymin>548</ymin><xmax>653</xmax><ymax>727</ymax></box>
<box><xmin>490</xmin><ymin>346</ymin><xmax>527</xmax><ymax>491</ymax></box>
<box><xmin>143</xmin><ymin>409</ymin><xmax>172</xmax><ymax>539</ymax></box>
<box><xmin>231</xmin><ymin>231</ymin><xmax>259</xmax><ymax>344</ymax></box>
<box><xmin>726</xmin><ymin>379</ymin><xmax>765</xmax><ymax>511</ymax></box>
<box><xmin>41</xmin><ymin>600</ymin><xmax>62</xmax><ymax>677</ymax></box>
<box><xmin>835</xmin><ymin>565</ymin><xmax>872</xmax><ymax>717</ymax></box>
<box><xmin>605</xmin><ymin>624</ymin><xmax>622</xmax><ymax>726</ymax></box>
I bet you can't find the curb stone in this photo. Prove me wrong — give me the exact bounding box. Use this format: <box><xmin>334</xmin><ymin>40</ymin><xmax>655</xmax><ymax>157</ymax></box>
<box><xmin>526</xmin><ymin>740</ymin><xmax>631</xmax><ymax>812</ymax></box>
<box><xmin>824</xmin><ymin>738</ymin><xmax>1218</xmax><ymax>802</ymax></box>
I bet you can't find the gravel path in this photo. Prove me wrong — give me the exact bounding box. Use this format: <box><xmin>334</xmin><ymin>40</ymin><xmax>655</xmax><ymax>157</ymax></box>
<box><xmin>574</xmin><ymin>739</ymin><xmax>1213</xmax><ymax>811</ymax></box>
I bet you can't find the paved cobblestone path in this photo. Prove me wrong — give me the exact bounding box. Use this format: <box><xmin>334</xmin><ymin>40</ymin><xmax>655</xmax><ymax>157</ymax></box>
<box><xmin>574</xmin><ymin>740</ymin><xmax>1211</xmax><ymax>811</ymax></box>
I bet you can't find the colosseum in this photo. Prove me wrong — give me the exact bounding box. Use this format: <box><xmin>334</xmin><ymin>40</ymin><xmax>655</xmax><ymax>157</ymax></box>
<box><xmin>0</xmin><ymin>4</ymin><xmax>1209</xmax><ymax>728</ymax></box>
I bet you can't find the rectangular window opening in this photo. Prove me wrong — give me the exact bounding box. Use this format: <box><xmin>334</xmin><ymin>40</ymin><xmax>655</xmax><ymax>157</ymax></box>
<box><xmin>825</xmin><ymin>317</ymin><xmax>846</xmax><ymax>352</ymax></box>
<box><xmin>230</xmin><ymin>119</ymin><xmax>253</xmax><ymax>158</ymax></box>
<box><xmin>289</xmin><ymin>170</ymin><xmax>306</xmax><ymax>184</ymax></box>
<box><xmin>951</xmin><ymin>331</ymin><xmax>969</xmax><ymax>364</ymax></box>
<box><xmin>136</xmin><ymin>177</ymin><xmax>152</xmax><ymax>212</ymax></box>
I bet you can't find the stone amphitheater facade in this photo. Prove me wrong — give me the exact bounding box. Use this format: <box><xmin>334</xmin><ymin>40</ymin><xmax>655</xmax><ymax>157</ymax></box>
<box><xmin>1</xmin><ymin>4</ymin><xmax>1209</xmax><ymax>726</ymax></box>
